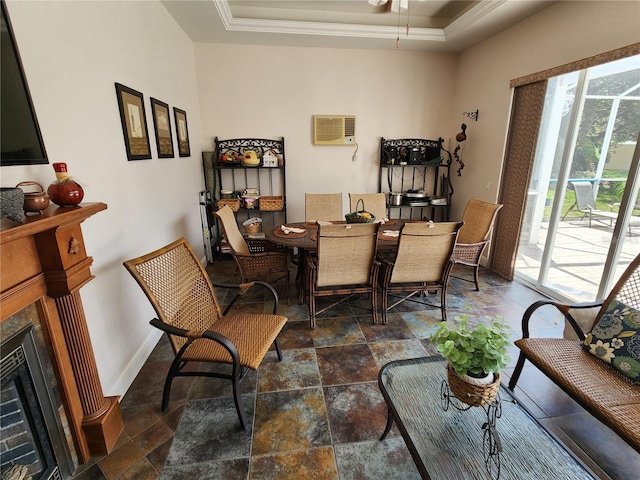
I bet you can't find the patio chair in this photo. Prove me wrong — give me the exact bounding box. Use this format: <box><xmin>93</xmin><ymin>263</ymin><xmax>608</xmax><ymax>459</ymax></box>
<box><xmin>305</xmin><ymin>193</ymin><xmax>343</xmax><ymax>222</ymax></box>
<box><xmin>450</xmin><ymin>198</ymin><xmax>503</xmax><ymax>291</ymax></box>
<box><xmin>563</xmin><ymin>181</ymin><xmax>618</xmax><ymax>228</ymax></box>
<box><xmin>306</xmin><ymin>222</ymin><xmax>381</xmax><ymax>328</ymax></box>
<box><xmin>215</xmin><ymin>205</ymin><xmax>291</xmax><ymax>304</ymax></box>
<box><xmin>378</xmin><ymin>221</ymin><xmax>462</xmax><ymax>324</ymax></box>
<box><xmin>348</xmin><ymin>193</ymin><xmax>388</xmax><ymax>221</ymax></box>
<box><xmin>123</xmin><ymin>237</ymin><xmax>287</xmax><ymax>429</ymax></box>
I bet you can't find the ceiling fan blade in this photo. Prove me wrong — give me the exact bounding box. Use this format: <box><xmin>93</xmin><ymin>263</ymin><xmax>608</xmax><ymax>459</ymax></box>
<box><xmin>391</xmin><ymin>0</ymin><xmax>409</xmax><ymax>13</ymax></box>
<box><xmin>368</xmin><ymin>0</ymin><xmax>388</xmax><ymax>6</ymax></box>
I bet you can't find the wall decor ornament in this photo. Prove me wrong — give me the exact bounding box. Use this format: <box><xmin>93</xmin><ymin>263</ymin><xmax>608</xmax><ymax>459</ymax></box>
<box><xmin>454</xmin><ymin>123</ymin><xmax>467</xmax><ymax>176</ymax></box>
<box><xmin>47</xmin><ymin>162</ymin><xmax>84</xmax><ymax>206</ymax></box>
<box><xmin>115</xmin><ymin>83</ymin><xmax>152</xmax><ymax>161</ymax></box>
<box><xmin>150</xmin><ymin>98</ymin><xmax>174</xmax><ymax>158</ymax></box>
<box><xmin>173</xmin><ymin>107</ymin><xmax>190</xmax><ymax>157</ymax></box>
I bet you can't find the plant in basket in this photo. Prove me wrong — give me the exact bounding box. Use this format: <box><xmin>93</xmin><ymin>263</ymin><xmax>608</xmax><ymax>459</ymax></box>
<box><xmin>429</xmin><ymin>315</ymin><xmax>511</xmax><ymax>406</ymax></box>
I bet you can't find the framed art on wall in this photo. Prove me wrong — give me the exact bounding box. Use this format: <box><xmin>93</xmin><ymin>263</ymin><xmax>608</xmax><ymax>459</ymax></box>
<box><xmin>150</xmin><ymin>98</ymin><xmax>174</xmax><ymax>158</ymax></box>
<box><xmin>173</xmin><ymin>107</ymin><xmax>190</xmax><ymax>157</ymax></box>
<box><xmin>115</xmin><ymin>83</ymin><xmax>152</xmax><ymax>160</ymax></box>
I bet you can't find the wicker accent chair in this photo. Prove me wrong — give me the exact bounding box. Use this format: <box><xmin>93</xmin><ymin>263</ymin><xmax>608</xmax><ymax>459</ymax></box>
<box><xmin>508</xmin><ymin>253</ymin><xmax>640</xmax><ymax>452</ymax></box>
<box><xmin>378</xmin><ymin>221</ymin><xmax>462</xmax><ymax>324</ymax></box>
<box><xmin>215</xmin><ymin>205</ymin><xmax>290</xmax><ymax>304</ymax></box>
<box><xmin>123</xmin><ymin>237</ymin><xmax>287</xmax><ymax>430</ymax></box>
<box><xmin>306</xmin><ymin>222</ymin><xmax>381</xmax><ymax>328</ymax></box>
<box><xmin>305</xmin><ymin>193</ymin><xmax>343</xmax><ymax>221</ymax></box>
<box><xmin>451</xmin><ymin>198</ymin><xmax>503</xmax><ymax>291</ymax></box>
<box><xmin>348</xmin><ymin>193</ymin><xmax>387</xmax><ymax>220</ymax></box>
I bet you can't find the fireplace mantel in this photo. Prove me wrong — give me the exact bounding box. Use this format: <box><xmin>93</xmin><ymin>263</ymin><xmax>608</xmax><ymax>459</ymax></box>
<box><xmin>1</xmin><ymin>202</ymin><xmax>123</xmax><ymax>463</ymax></box>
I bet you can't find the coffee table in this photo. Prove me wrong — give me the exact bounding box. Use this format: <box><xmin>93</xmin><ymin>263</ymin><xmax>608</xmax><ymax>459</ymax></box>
<box><xmin>378</xmin><ymin>356</ymin><xmax>597</xmax><ymax>480</ymax></box>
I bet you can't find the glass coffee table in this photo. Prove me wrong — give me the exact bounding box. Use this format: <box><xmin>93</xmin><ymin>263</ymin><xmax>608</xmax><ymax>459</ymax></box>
<box><xmin>378</xmin><ymin>356</ymin><xmax>597</xmax><ymax>480</ymax></box>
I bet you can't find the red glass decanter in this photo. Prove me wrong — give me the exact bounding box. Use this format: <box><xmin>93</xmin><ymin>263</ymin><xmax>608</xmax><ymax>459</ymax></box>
<box><xmin>47</xmin><ymin>163</ymin><xmax>84</xmax><ymax>206</ymax></box>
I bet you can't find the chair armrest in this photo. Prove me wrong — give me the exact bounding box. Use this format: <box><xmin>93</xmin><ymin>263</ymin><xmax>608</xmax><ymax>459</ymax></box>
<box><xmin>236</xmin><ymin>251</ymin><xmax>286</xmax><ymax>261</ymax></box>
<box><xmin>451</xmin><ymin>241</ymin><xmax>488</xmax><ymax>264</ymax></box>
<box><xmin>149</xmin><ymin>317</ymin><xmax>241</xmax><ymax>364</ymax></box>
<box><xmin>519</xmin><ymin>300</ymin><xmax>603</xmax><ymax>342</ymax></box>
<box><xmin>212</xmin><ymin>280</ymin><xmax>280</xmax><ymax>315</ymax></box>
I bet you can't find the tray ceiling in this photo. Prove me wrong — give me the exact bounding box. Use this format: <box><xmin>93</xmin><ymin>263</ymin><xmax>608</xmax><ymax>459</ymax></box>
<box><xmin>161</xmin><ymin>0</ymin><xmax>554</xmax><ymax>52</ymax></box>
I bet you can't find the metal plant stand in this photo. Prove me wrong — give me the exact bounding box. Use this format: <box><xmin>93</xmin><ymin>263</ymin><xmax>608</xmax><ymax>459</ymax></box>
<box><xmin>440</xmin><ymin>380</ymin><xmax>507</xmax><ymax>480</ymax></box>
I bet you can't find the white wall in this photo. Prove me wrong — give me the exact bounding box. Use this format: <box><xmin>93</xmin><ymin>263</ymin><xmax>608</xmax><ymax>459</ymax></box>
<box><xmin>195</xmin><ymin>44</ymin><xmax>458</xmax><ymax>220</ymax></box>
<box><xmin>2</xmin><ymin>0</ymin><xmax>204</xmax><ymax>396</ymax></box>
<box><xmin>449</xmin><ymin>1</ymin><xmax>640</xmax><ymax>221</ymax></box>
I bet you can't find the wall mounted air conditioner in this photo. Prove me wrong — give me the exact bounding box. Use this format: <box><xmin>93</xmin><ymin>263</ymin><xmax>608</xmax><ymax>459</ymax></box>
<box><xmin>313</xmin><ymin>115</ymin><xmax>356</xmax><ymax>146</ymax></box>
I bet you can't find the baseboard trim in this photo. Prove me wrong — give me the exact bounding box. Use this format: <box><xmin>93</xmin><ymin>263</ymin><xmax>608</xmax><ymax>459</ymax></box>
<box><xmin>109</xmin><ymin>329</ymin><xmax>163</xmax><ymax>399</ymax></box>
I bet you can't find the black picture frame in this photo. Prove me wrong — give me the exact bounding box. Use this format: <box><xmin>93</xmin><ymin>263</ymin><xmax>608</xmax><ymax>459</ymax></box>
<box><xmin>173</xmin><ymin>107</ymin><xmax>190</xmax><ymax>157</ymax></box>
<box><xmin>115</xmin><ymin>83</ymin><xmax>151</xmax><ymax>161</ymax></box>
<box><xmin>150</xmin><ymin>98</ymin><xmax>174</xmax><ymax>158</ymax></box>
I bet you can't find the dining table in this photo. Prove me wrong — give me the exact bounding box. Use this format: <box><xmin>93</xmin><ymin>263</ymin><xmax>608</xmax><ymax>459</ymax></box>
<box><xmin>265</xmin><ymin>219</ymin><xmax>408</xmax><ymax>303</ymax></box>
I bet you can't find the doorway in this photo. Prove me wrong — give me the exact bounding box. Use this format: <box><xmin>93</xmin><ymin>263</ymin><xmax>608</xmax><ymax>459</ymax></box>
<box><xmin>515</xmin><ymin>55</ymin><xmax>640</xmax><ymax>303</ymax></box>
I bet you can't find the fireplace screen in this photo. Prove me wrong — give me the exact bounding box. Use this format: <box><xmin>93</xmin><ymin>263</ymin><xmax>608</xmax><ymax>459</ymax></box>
<box><xmin>1</xmin><ymin>325</ymin><xmax>69</xmax><ymax>480</ymax></box>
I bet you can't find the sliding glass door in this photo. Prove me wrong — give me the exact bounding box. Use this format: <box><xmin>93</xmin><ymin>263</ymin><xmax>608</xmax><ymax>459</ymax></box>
<box><xmin>515</xmin><ymin>55</ymin><xmax>640</xmax><ymax>303</ymax></box>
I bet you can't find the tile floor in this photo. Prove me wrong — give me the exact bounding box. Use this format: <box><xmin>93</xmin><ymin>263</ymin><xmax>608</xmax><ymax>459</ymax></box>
<box><xmin>70</xmin><ymin>259</ymin><xmax>639</xmax><ymax>480</ymax></box>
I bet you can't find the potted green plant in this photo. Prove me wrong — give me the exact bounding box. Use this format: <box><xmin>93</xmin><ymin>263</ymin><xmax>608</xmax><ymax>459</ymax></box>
<box><xmin>430</xmin><ymin>315</ymin><xmax>511</xmax><ymax>406</ymax></box>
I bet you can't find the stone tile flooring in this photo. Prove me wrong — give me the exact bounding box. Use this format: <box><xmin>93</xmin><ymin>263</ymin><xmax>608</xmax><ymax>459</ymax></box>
<box><xmin>71</xmin><ymin>259</ymin><xmax>639</xmax><ymax>480</ymax></box>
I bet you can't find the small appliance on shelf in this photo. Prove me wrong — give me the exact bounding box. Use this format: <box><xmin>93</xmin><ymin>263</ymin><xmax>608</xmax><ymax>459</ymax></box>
<box><xmin>402</xmin><ymin>190</ymin><xmax>430</xmax><ymax>206</ymax></box>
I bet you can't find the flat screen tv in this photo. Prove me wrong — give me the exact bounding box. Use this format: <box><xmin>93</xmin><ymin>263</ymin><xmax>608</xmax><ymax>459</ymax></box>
<box><xmin>1</xmin><ymin>0</ymin><xmax>48</xmax><ymax>166</ymax></box>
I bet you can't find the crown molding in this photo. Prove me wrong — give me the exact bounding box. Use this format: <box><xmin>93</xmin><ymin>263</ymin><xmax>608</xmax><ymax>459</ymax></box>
<box><xmin>214</xmin><ymin>0</ymin><xmax>446</xmax><ymax>43</ymax></box>
<box><xmin>444</xmin><ymin>0</ymin><xmax>506</xmax><ymax>40</ymax></box>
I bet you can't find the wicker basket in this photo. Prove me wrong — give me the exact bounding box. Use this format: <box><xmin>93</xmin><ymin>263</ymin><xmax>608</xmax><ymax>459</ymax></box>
<box><xmin>244</xmin><ymin>222</ymin><xmax>261</xmax><ymax>234</ymax></box>
<box><xmin>217</xmin><ymin>198</ymin><xmax>241</xmax><ymax>212</ymax></box>
<box><xmin>446</xmin><ymin>362</ymin><xmax>500</xmax><ymax>407</ymax></box>
<box><xmin>345</xmin><ymin>198</ymin><xmax>375</xmax><ymax>223</ymax></box>
<box><xmin>259</xmin><ymin>196</ymin><xmax>284</xmax><ymax>211</ymax></box>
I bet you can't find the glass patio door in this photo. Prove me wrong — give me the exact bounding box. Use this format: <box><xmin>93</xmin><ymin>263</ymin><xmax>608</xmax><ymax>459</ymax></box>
<box><xmin>515</xmin><ymin>55</ymin><xmax>640</xmax><ymax>303</ymax></box>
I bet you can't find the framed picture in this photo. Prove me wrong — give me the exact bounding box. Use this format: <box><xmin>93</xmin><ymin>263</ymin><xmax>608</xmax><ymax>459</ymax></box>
<box><xmin>115</xmin><ymin>83</ymin><xmax>151</xmax><ymax>160</ymax></box>
<box><xmin>173</xmin><ymin>107</ymin><xmax>190</xmax><ymax>157</ymax></box>
<box><xmin>150</xmin><ymin>98</ymin><xmax>174</xmax><ymax>158</ymax></box>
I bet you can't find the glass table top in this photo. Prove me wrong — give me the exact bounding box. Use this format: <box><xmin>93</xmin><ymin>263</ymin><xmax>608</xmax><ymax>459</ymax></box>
<box><xmin>378</xmin><ymin>356</ymin><xmax>596</xmax><ymax>480</ymax></box>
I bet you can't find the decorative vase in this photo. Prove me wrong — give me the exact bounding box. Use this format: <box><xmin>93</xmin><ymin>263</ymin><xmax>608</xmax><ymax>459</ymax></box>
<box><xmin>446</xmin><ymin>362</ymin><xmax>500</xmax><ymax>407</ymax></box>
<box><xmin>47</xmin><ymin>163</ymin><xmax>84</xmax><ymax>206</ymax></box>
<box><xmin>17</xmin><ymin>181</ymin><xmax>50</xmax><ymax>214</ymax></box>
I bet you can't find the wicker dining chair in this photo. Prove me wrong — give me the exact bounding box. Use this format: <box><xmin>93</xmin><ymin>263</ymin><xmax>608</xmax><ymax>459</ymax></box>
<box><xmin>451</xmin><ymin>198</ymin><xmax>503</xmax><ymax>291</ymax></box>
<box><xmin>348</xmin><ymin>193</ymin><xmax>388</xmax><ymax>220</ymax></box>
<box><xmin>378</xmin><ymin>221</ymin><xmax>463</xmax><ymax>324</ymax></box>
<box><xmin>306</xmin><ymin>222</ymin><xmax>381</xmax><ymax>328</ymax></box>
<box><xmin>215</xmin><ymin>205</ymin><xmax>291</xmax><ymax>304</ymax></box>
<box><xmin>305</xmin><ymin>193</ymin><xmax>343</xmax><ymax>222</ymax></box>
<box><xmin>123</xmin><ymin>237</ymin><xmax>287</xmax><ymax>429</ymax></box>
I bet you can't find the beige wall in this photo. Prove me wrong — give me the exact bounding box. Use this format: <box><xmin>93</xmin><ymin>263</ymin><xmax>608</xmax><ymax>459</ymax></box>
<box><xmin>1</xmin><ymin>0</ymin><xmax>638</xmax><ymax>400</ymax></box>
<box><xmin>450</xmin><ymin>1</ymin><xmax>640</xmax><ymax>220</ymax></box>
<box><xmin>195</xmin><ymin>44</ymin><xmax>458</xmax><ymax>220</ymax></box>
<box><xmin>2</xmin><ymin>0</ymin><xmax>204</xmax><ymax>396</ymax></box>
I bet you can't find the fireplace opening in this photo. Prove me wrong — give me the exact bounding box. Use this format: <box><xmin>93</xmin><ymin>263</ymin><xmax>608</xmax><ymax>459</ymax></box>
<box><xmin>1</xmin><ymin>324</ymin><xmax>73</xmax><ymax>480</ymax></box>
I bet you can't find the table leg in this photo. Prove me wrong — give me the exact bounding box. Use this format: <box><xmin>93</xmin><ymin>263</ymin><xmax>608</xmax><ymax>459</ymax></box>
<box><xmin>297</xmin><ymin>248</ymin><xmax>307</xmax><ymax>304</ymax></box>
<box><xmin>380</xmin><ymin>406</ymin><xmax>394</xmax><ymax>440</ymax></box>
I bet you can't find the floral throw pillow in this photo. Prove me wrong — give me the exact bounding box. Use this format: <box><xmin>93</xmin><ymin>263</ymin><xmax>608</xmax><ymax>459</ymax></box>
<box><xmin>583</xmin><ymin>299</ymin><xmax>640</xmax><ymax>383</ymax></box>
